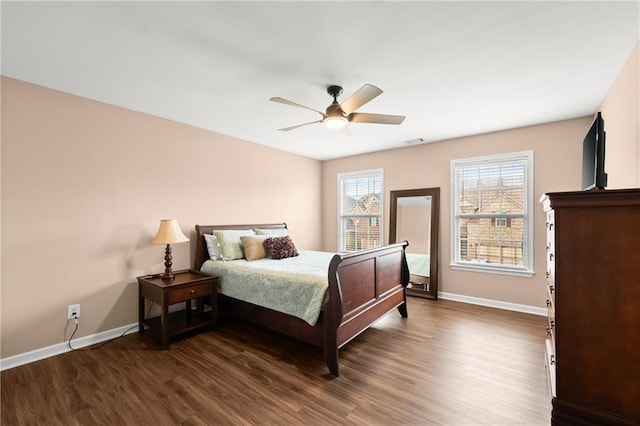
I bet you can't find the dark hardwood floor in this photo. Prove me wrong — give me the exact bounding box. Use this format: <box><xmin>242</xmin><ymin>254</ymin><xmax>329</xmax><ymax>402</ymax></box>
<box><xmin>1</xmin><ymin>298</ymin><xmax>551</xmax><ymax>425</ymax></box>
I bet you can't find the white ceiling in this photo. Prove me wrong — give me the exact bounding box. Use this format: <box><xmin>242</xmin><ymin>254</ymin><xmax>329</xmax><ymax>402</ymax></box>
<box><xmin>2</xmin><ymin>1</ymin><xmax>638</xmax><ymax>160</ymax></box>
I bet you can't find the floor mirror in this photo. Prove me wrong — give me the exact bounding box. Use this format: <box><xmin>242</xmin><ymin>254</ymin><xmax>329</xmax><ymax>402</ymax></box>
<box><xmin>389</xmin><ymin>187</ymin><xmax>440</xmax><ymax>300</ymax></box>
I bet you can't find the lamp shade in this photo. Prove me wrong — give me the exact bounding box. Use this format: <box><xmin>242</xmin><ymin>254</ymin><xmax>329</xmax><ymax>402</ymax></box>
<box><xmin>152</xmin><ymin>219</ymin><xmax>189</xmax><ymax>245</ymax></box>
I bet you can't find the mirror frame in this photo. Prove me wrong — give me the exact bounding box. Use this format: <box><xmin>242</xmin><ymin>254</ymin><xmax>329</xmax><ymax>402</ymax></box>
<box><xmin>389</xmin><ymin>187</ymin><xmax>440</xmax><ymax>300</ymax></box>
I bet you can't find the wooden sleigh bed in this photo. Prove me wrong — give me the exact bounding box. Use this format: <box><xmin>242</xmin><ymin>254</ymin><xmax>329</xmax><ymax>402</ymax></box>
<box><xmin>194</xmin><ymin>223</ymin><xmax>410</xmax><ymax>376</ymax></box>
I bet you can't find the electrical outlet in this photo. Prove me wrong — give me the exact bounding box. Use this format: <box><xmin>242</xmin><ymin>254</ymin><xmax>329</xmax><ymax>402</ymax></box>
<box><xmin>67</xmin><ymin>304</ymin><xmax>80</xmax><ymax>320</ymax></box>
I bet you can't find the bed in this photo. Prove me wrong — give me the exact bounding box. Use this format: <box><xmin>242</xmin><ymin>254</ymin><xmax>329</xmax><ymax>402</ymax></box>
<box><xmin>194</xmin><ymin>223</ymin><xmax>410</xmax><ymax>376</ymax></box>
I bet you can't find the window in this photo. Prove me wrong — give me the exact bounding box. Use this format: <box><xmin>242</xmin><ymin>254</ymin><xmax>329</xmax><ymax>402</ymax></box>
<box><xmin>494</xmin><ymin>217</ymin><xmax>509</xmax><ymax>228</ymax></box>
<box><xmin>338</xmin><ymin>169</ymin><xmax>383</xmax><ymax>252</ymax></box>
<box><xmin>451</xmin><ymin>151</ymin><xmax>534</xmax><ymax>276</ymax></box>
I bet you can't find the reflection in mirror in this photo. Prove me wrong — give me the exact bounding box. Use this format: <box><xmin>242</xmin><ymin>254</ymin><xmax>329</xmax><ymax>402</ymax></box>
<box><xmin>389</xmin><ymin>188</ymin><xmax>440</xmax><ymax>300</ymax></box>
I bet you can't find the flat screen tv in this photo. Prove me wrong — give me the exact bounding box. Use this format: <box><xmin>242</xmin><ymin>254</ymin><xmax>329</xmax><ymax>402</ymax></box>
<box><xmin>582</xmin><ymin>111</ymin><xmax>607</xmax><ymax>190</ymax></box>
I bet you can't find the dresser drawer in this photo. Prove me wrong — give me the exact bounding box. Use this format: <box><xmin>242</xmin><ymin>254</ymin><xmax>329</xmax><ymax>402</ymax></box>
<box><xmin>544</xmin><ymin>338</ymin><xmax>556</xmax><ymax>398</ymax></box>
<box><xmin>546</xmin><ymin>302</ymin><xmax>555</xmax><ymax>346</ymax></box>
<box><xmin>167</xmin><ymin>282</ymin><xmax>213</xmax><ymax>304</ymax></box>
<box><xmin>545</xmin><ymin>242</ymin><xmax>555</xmax><ymax>286</ymax></box>
<box><xmin>545</xmin><ymin>211</ymin><xmax>556</xmax><ymax>286</ymax></box>
<box><xmin>545</xmin><ymin>264</ymin><xmax>555</xmax><ymax>287</ymax></box>
<box><xmin>545</xmin><ymin>236</ymin><xmax>555</xmax><ymax>281</ymax></box>
<box><xmin>545</xmin><ymin>211</ymin><xmax>555</xmax><ymax>247</ymax></box>
<box><xmin>546</xmin><ymin>211</ymin><xmax>555</xmax><ymax>232</ymax></box>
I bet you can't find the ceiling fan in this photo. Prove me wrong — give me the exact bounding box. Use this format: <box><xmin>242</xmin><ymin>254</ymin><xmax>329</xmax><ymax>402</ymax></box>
<box><xmin>270</xmin><ymin>84</ymin><xmax>405</xmax><ymax>132</ymax></box>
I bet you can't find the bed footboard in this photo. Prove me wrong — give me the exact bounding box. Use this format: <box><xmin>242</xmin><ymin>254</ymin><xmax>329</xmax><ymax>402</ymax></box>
<box><xmin>325</xmin><ymin>241</ymin><xmax>410</xmax><ymax>376</ymax></box>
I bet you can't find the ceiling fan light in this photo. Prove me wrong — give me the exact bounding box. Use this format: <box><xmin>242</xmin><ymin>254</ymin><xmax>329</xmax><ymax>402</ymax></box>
<box><xmin>324</xmin><ymin>116</ymin><xmax>347</xmax><ymax>129</ymax></box>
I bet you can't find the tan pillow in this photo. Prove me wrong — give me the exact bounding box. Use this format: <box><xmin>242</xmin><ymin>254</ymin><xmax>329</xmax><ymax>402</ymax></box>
<box><xmin>240</xmin><ymin>235</ymin><xmax>269</xmax><ymax>261</ymax></box>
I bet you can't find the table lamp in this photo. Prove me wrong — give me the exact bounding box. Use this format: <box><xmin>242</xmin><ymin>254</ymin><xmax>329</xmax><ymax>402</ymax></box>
<box><xmin>152</xmin><ymin>219</ymin><xmax>189</xmax><ymax>280</ymax></box>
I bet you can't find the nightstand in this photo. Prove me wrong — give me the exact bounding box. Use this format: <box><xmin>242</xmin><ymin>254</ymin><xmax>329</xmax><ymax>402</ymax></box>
<box><xmin>137</xmin><ymin>269</ymin><xmax>218</xmax><ymax>349</ymax></box>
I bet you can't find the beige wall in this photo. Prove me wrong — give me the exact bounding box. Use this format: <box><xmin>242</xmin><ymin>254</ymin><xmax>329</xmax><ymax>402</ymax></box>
<box><xmin>599</xmin><ymin>42</ymin><xmax>640</xmax><ymax>187</ymax></box>
<box><xmin>321</xmin><ymin>42</ymin><xmax>640</xmax><ymax>308</ymax></box>
<box><xmin>322</xmin><ymin>118</ymin><xmax>592</xmax><ymax>308</ymax></box>
<box><xmin>1</xmin><ymin>77</ymin><xmax>322</xmax><ymax>358</ymax></box>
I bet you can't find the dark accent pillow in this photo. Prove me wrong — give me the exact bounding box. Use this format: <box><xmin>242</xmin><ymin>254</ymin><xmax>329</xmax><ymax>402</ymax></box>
<box><xmin>264</xmin><ymin>236</ymin><xmax>299</xmax><ymax>259</ymax></box>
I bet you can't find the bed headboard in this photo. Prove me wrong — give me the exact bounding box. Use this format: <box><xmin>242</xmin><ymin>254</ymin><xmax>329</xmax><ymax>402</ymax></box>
<box><xmin>193</xmin><ymin>223</ymin><xmax>288</xmax><ymax>270</ymax></box>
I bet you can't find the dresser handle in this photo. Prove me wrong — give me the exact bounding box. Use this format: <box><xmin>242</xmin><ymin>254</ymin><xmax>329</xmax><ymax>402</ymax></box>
<box><xmin>549</xmin><ymin>320</ymin><xmax>555</xmax><ymax>329</ymax></box>
<box><xmin>546</xmin><ymin>245</ymin><xmax>550</xmax><ymax>252</ymax></box>
<box><xmin>546</xmin><ymin>271</ymin><xmax>550</xmax><ymax>278</ymax></box>
<box><xmin>549</xmin><ymin>253</ymin><xmax>554</xmax><ymax>261</ymax></box>
<box><xmin>549</xmin><ymin>285</ymin><xmax>555</xmax><ymax>293</ymax></box>
<box><xmin>549</xmin><ymin>223</ymin><xmax>554</xmax><ymax>230</ymax></box>
<box><xmin>550</xmin><ymin>354</ymin><xmax>555</xmax><ymax>365</ymax></box>
<box><xmin>546</xmin><ymin>327</ymin><xmax>552</xmax><ymax>336</ymax></box>
<box><xmin>190</xmin><ymin>289</ymin><xmax>195</xmax><ymax>294</ymax></box>
<box><xmin>546</xmin><ymin>299</ymin><xmax>551</xmax><ymax>307</ymax></box>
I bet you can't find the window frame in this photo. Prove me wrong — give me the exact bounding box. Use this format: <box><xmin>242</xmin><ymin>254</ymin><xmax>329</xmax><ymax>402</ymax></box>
<box><xmin>450</xmin><ymin>151</ymin><xmax>534</xmax><ymax>277</ymax></box>
<box><xmin>337</xmin><ymin>168</ymin><xmax>384</xmax><ymax>253</ymax></box>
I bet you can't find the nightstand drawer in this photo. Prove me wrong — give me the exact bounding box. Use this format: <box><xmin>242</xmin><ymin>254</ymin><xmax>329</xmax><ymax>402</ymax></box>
<box><xmin>168</xmin><ymin>282</ymin><xmax>212</xmax><ymax>304</ymax></box>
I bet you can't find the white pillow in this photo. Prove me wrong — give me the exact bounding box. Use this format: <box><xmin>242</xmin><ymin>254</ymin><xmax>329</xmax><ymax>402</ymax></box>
<box><xmin>203</xmin><ymin>234</ymin><xmax>222</xmax><ymax>260</ymax></box>
<box><xmin>253</xmin><ymin>228</ymin><xmax>288</xmax><ymax>237</ymax></box>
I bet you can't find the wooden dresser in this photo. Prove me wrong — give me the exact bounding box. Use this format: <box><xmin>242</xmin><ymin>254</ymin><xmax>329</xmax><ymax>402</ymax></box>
<box><xmin>541</xmin><ymin>189</ymin><xmax>640</xmax><ymax>425</ymax></box>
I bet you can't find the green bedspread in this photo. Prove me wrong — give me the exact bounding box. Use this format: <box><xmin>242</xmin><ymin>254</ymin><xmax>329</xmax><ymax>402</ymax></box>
<box><xmin>406</xmin><ymin>253</ymin><xmax>430</xmax><ymax>277</ymax></box>
<box><xmin>200</xmin><ymin>250</ymin><xmax>334</xmax><ymax>326</ymax></box>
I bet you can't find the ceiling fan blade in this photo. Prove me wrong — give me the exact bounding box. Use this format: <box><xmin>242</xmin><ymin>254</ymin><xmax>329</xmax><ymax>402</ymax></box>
<box><xmin>339</xmin><ymin>84</ymin><xmax>383</xmax><ymax>114</ymax></box>
<box><xmin>277</xmin><ymin>120</ymin><xmax>322</xmax><ymax>132</ymax></box>
<box><xmin>350</xmin><ymin>112</ymin><xmax>406</xmax><ymax>125</ymax></box>
<box><xmin>270</xmin><ymin>97</ymin><xmax>324</xmax><ymax>115</ymax></box>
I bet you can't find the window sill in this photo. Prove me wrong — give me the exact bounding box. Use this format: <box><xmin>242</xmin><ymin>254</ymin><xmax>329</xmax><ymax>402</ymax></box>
<box><xmin>450</xmin><ymin>263</ymin><xmax>535</xmax><ymax>278</ymax></box>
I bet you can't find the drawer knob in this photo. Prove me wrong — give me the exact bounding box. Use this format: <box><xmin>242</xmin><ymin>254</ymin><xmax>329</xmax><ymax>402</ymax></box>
<box><xmin>550</xmin><ymin>354</ymin><xmax>555</xmax><ymax>365</ymax></box>
<box><xmin>190</xmin><ymin>289</ymin><xmax>195</xmax><ymax>294</ymax></box>
<box><xmin>546</xmin><ymin>299</ymin><xmax>552</xmax><ymax>307</ymax></box>
<box><xmin>549</xmin><ymin>320</ymin><xmax>555</xmax><ymax>329</ymax></box>
<box><xmin>549</xmin><ymin>285</ymin><xmax>555</xmax><ymax>293</ymax></box>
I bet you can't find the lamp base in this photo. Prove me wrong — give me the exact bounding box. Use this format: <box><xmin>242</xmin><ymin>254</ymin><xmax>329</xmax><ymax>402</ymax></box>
<box><xmin>162</xmin><ymin>244</ymin><xmax>175</xmax><ymax>280</ymax></box>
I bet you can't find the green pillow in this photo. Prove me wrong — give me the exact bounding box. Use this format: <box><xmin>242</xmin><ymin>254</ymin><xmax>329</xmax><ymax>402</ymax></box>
<box><xmin>213</xmin><ymin>229</ymin><xmax>255</xmax><ymax>261</ymax></box>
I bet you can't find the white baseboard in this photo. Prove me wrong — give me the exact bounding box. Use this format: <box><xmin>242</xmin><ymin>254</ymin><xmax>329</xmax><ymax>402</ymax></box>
<box><xmin>1</xmin><ymin>295</ymin><xmax>544</xmax><ymax>371</ymax></box>
<box><xmin>0</xmin><ymin>322</ymin><xmax>138</xmax><ymax>372</ymax></box>
<box><xmin>439</xmin><ymin>292</ymin><xmax>547</xmax><ymax>316</ymax></box>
